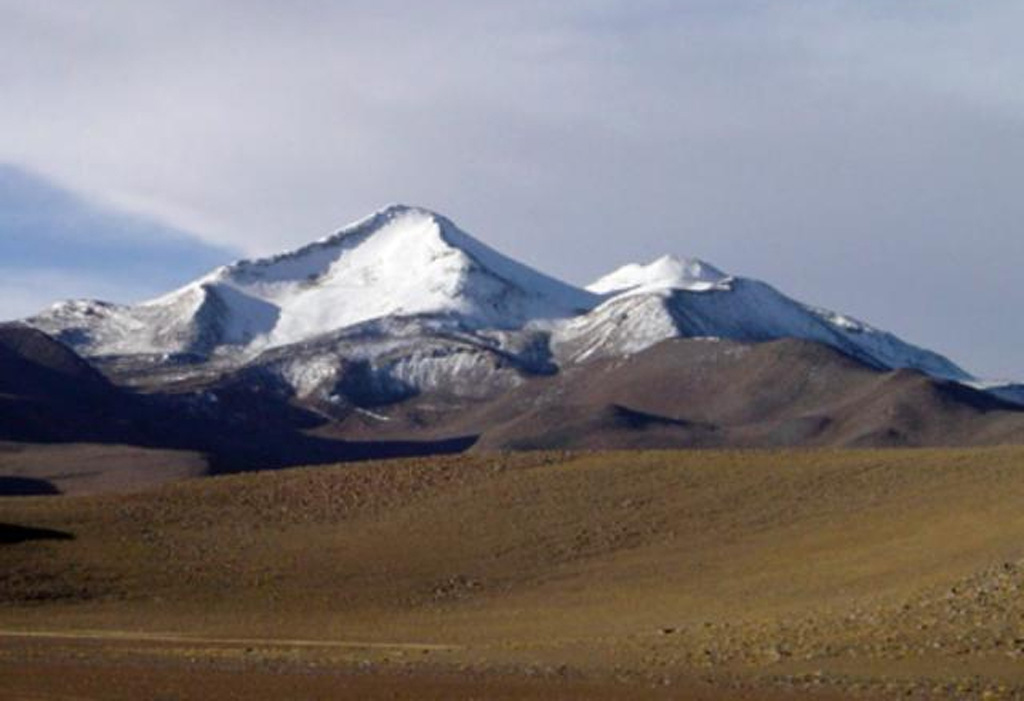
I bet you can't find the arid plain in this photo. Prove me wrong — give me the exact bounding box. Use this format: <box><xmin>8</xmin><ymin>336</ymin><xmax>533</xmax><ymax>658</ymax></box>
<box><xmin>3</xmin><ymin>447</ymin><xmax>1024</xmax><ymax>699</ymax></box>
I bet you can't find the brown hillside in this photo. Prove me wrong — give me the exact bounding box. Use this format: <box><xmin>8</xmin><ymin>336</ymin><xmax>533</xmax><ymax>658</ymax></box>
<box><xmin>445</xmin><ymin>339</ymin><xmax>1024</xmax><ymax>449</ymax></box>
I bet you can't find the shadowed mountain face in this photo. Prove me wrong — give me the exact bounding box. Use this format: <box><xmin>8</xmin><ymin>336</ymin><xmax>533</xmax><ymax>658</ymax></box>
<box><xmin>0</xmin><ymin>324</ymin><xmax>473</xmax><ymax>476</ymax></box>
<box><xmin>0</xmin><ymin>325</ymin><xmax>129</xmax><ymax>443</ymax></box>
<box><xmin>0</xmin><ymin>325</ymin><xmax>113</xmax><ymax>401</ymax></box>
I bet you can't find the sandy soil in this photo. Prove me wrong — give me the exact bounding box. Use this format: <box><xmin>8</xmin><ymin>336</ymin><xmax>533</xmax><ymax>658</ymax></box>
<box><xmin>0</xmin><ymin>634</ymin><xmax>846</xmax><ymax>701</ymax></box>
<box><xmin>3</xmin><ymin>447</ymin><xmax>1024</xmax><ymax>698</ymax></box>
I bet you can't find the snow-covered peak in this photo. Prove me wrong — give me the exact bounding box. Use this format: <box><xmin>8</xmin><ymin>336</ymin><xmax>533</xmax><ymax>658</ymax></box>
<box><xmin>199</xmin><ymin>205</ymin><xmax>595</xmax><ymax>313</ymax></box>
<box><xmin>587</xmin><ymin>255</ymin><xmax>731</xmax><ymax>296</ymax></box>
<box><xmin>207</xmin><ymin>204</ymin><xmax>436</xmax><ymax>286</ymax></box>
<box><xmin>208</xmin><ymin>204</ymin><xmax>598</xmax><ymax>347</ymax></box>
<box><xmin>30</xmin><ymin>205</ymin><xmax>600</xmax><ymax>357</ymax></box>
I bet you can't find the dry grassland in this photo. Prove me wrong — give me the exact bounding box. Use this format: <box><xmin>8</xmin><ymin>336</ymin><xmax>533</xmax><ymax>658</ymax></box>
<box><xmin>3</xmin><ymin>447</ymin><xmax>1024</xmax><ymax>698</ymax></box>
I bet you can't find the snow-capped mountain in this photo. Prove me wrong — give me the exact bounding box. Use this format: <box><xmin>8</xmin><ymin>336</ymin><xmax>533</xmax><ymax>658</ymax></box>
<box><xmin>25</xmin><ymin>204</ymin><xmax>995</xmax><ymax>408</ymax></box>
<box><xmin>30</xmin><ymin>205</ymin><xmax>597</xmax><ymax>359</ymax></box>
<box><xmin>555</xmin><ymin>256</ymin><xmax>969</xmax><ymax>381</ymax></box>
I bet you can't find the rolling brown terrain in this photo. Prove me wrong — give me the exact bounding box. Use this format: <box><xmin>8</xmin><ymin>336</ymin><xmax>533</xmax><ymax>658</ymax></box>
<box><xmin>324</xmin><ymin>338</ymin><xmax>1024</xmax><ymax>451</ymax></box>
<box><xmin>3</xmin><ymin>447</ymin><xmax>1024</xmax><ymax>699</ymax></box>
<box><xmin>5</xmin><ymin>321</ymin><xmax>1024</xmax><ymax>497</ymax></box>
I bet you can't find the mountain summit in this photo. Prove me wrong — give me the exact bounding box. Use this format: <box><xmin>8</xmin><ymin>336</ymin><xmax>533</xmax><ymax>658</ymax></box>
<box><xmin>31</xmin><ymin>205</ymin><xmax>599</xmax><ymax>358</ymax></box>
<box><xmin>588</xmin><ymin>255</ymin><xmax>731</xmax><ymax>296</ymax></box>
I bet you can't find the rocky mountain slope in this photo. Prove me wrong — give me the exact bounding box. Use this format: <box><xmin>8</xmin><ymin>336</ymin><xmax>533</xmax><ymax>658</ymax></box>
<box><xmin>319</xmin><ymin>337</ymin><xmax>1024</xmax><ymax>451</ymax></box>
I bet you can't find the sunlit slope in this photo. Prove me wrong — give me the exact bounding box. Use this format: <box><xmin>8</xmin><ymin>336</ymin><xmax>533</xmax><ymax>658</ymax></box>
<box><xmin>3</xmin><ymin>448</ymin><xmax>1024</xmax><ymax>653</ymax></box>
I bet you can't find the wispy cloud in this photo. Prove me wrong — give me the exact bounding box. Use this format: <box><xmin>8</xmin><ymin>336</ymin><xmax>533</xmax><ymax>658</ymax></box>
<box><xmin>0</xmin><ymin>164</ymin><xmax>236</xmax><ymax>319</ymax></box>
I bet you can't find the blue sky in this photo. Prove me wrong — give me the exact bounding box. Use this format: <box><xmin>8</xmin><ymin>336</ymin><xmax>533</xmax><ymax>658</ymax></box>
<box><xmin>0</xmin><ymin>164</ymin><xmax>235</xmax><ymax>315</ymax></box>
<box><xmin>1</xmin><ymin>1</ymin><xmax>1021</xmax><ymax>378</ymax></box>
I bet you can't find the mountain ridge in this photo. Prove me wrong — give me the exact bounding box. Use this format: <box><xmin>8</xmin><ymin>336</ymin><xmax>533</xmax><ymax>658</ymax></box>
<box><xmin>22</xmin><ymin>204</ymin><xmax>1008</xmax><ymax>412</ymax></box>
